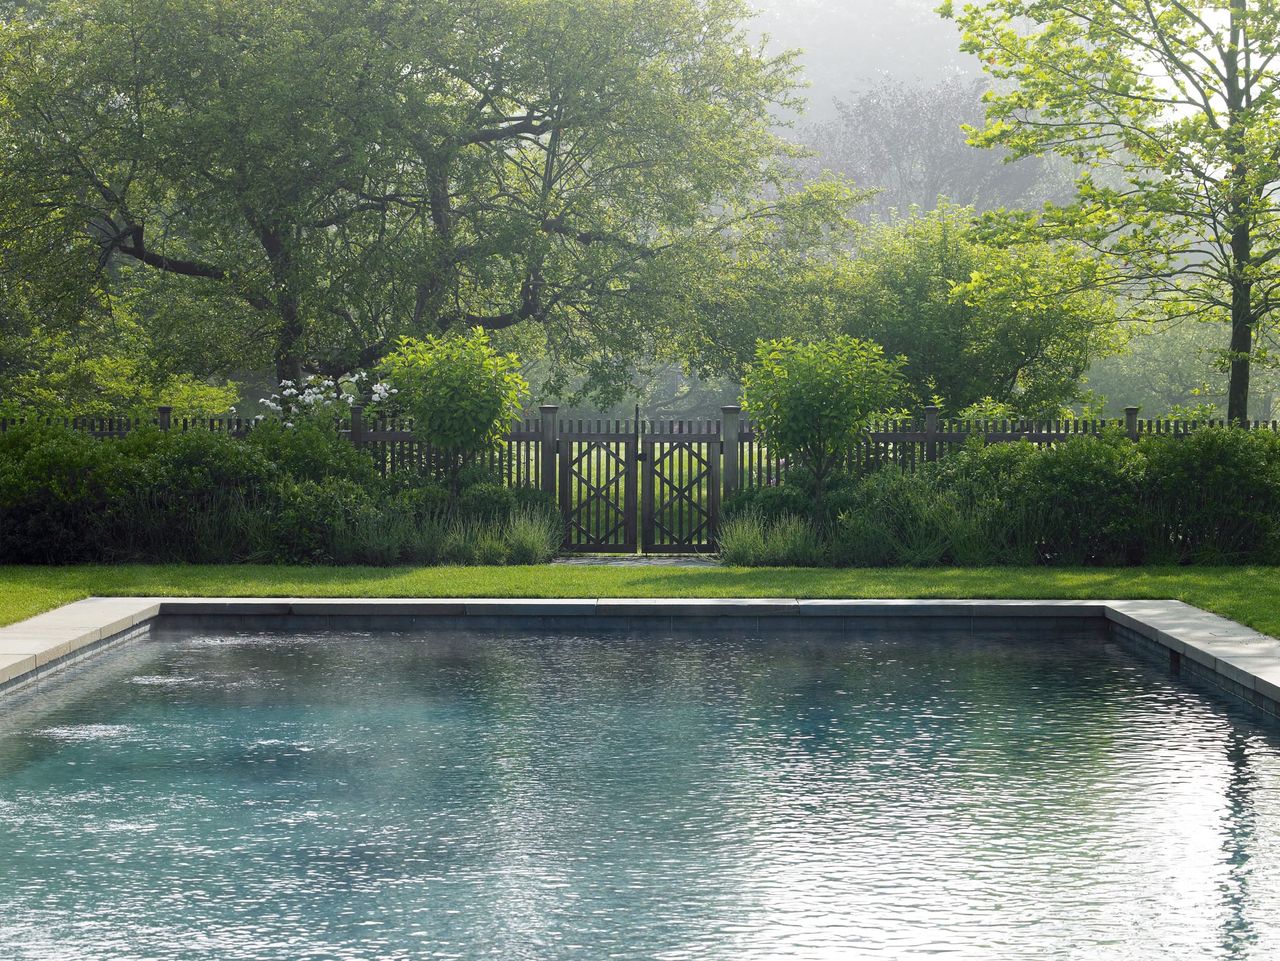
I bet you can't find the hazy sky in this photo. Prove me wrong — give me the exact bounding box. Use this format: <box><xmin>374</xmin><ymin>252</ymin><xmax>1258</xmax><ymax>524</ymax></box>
<box><xmin>748</xmin><ymin>0</ymin><xmax>978</xmax><ymax>120</ymax></box>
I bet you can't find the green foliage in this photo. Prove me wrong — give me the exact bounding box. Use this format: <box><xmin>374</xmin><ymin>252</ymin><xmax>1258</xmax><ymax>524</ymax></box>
<box><xmin>834</xmin><ymin>205</ymin><xmax>1122</xmax><ymax>416</ymax></box>
<box><xmin>722</xmin><ymin>428</ymin><xmax>1280</xmax><ymax>567</ymax></box>
<box><xmin>0</xmin><ymin>423</ymin><xmax>561</xmax><ymax>566</ymax></box>
<box><xmin>724</xmin><ymin>467</ymin><xmax>862</xmax><ymax>528</ymax></box>
<box><xmin>943</xmin><ymin>0</ymin><xmax>1280</xmax><ymax>422</ymax></box>
<box><xmin>502</xmin><ymin>508</ymin><xmax>564</xmax><ymax>566</ymax></box>
<box><xmin>0</xmin><ymin>307</ymin><xmax>240</xmax><ymax>419</ymax></box>
<box><xmin>0</xmin><ymin>425</ymin><xmax>136</xmax><ymax>563</ymax></box>
<box><xmin>245</xmin><ymin>420</ymin><xmax>380</xmax><ymax>487</ymax></box>
<box><xmin>742</xmin><ymin>335</ymin><xmax>904</xmax><ymax>519</ymax></box>
<box><xmin>832</xmin><ymin>469</ymin><xmax>964</xmax><ymax>567</ymax></box>
<box><xmin>0</xmin><ymin>0</ymin><xmax>837</xmax><ymax>395</ymax></box>
<box><xmin>1012</xmin><ymin>434</ymin><xmax>1146</xmax><ymax>565</ymax></box>
<box><xmin>1143</xmin><ymin>429</ymin><xmax>1280</xmax><ymax>564</ymax></box>
<box><xmin>380</xmin><ymin>330</ymin><xmax>528</xmax><ymax>491</ymax></box>
<box><xmin>718</xmin><ymin>512</ymin><xmax>829</xmax><ymax>567</ymax></box>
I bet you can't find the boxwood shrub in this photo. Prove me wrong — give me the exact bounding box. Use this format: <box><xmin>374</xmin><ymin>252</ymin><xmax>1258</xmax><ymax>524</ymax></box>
<box><xmin>719</xmin><ymin>427</ymin><xmax>1280</xmax><ymax>567</ymax></box>
<box><xmin>0</xmin><ymin>423</ymin><xmax>560</xmax><ymax>565</ymax></box>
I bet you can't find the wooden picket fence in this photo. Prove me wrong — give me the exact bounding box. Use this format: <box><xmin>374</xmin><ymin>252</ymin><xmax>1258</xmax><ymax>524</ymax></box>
<box><xmin>4</xmin><ymin>403</ymin><xmax>1278</xmax><ymax>553</ymax></box>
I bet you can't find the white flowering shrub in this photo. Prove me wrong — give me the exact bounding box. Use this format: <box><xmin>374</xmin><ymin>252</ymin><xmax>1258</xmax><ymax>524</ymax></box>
<box><xmin>257</xmin><ymin>371</ymin><xmax>398</xmax><ymax>427</ymax></box>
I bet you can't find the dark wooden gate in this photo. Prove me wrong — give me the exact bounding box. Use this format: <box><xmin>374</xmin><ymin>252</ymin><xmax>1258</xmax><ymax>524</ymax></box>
<box><xmin>642</xmin><ymin>421</ymin><xmax>721</xmax><ymax>554</ymax></box>
<box><xmin>558</xmin><ymin>419</ymin><xmax>638</xmax><ymax>553</ymax></box>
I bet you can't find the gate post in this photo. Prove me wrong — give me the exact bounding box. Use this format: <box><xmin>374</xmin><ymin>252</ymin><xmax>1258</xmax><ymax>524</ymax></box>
<box><xmin>157</xmin><ymin>406</ymin><xmax>172</xmax><ymax>432</ymax></box>
<box><xmin>1125</xmin><ymin>405</ymin><xmax>1140</xmax><ymax>440</ymax></box>
<box><xmin>539</xmin><ymin>405</ymin><xmax>559</xmax><ymax>497</ymax></box>
<box><xmin>721</xmin><ymin>405</ymin><xmax>741</xmax><ymax>498</ymax></box>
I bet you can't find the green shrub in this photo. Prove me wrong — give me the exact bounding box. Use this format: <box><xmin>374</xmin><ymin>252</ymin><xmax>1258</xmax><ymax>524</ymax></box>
<box><xmin>717</xmin><ymin>511</ymin><xmax>769</xmax><ymax>566</ymax></box>
<box><xmin>1012</xmin><ymin>433</ymin><xmax>1145</xmax><ymax>565</ymax></box>
<box><xmin>743</xmin><ymin>335</ymin><xmax>904</xmax><ymax>524</ymax></box>
<box><xmin>245</xmin><ymin>419</ymin><xmax>380</xmax><ymax>487</ymax></box>
<box><xmin>328</xmin><ymin>503</ymin><xmax>426</xmax><ymax>566</ymax></box>
<box><xmin>832</xmin><ymin>469</ymin><xmax>958</xmax><ymax>567</ymax></box>
<box><xmin>272</xmin><ymin>478</ymin><xmax>373</xmax><ymax>563</ymax></box>
<box><xmin>723</xmin><ymin>468</ymin><xmax>860</xmax><ymax>527</ymax></box>
<box><xmin>1142</xmin><ymin>428</ymin><xmax>1280</xmax><ymax>563</ymax></box>
<box><xmin>380</xmin><ymin>329</ymin><xmax>528</xmax><ymax>497</ymax></box>
<box><xmin>0</xmin><ymin>424</ymin><xmax>136</xmax><ymax>562</ymax></box>
<box><xmin>723</xmin><ymin>483</ymin><xmax>811</xmax><ymax>524</ymax></box>
<box><xmin>0</xmin><ymin>419</ymin><xmax>559</xmax><ymax>567</ymax></box>
<box><xmin>456</xmin><ymin>481</ymin><xmax>515</xmax><ymax>520</ymax></box>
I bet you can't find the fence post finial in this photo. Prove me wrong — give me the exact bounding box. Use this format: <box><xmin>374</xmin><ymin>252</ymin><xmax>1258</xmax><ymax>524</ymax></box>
<box><xmin>1125</xmin><ymin>405</ymin><xmax>1140</xmax><ymax>440</ymax></box>
<box><xmin>721</xmin><ymin>405</ymin><xmax>742</xmax><ymax>498</ymax></box>
<box><xmin>157</xmin><ymin>406</ymin><xmax>172</xmax><ymax>431</ymax></box>
<box><xmin>539</xmin><ymin>404</ymin><xmax>559</xmax><ymax>497</ymax></box>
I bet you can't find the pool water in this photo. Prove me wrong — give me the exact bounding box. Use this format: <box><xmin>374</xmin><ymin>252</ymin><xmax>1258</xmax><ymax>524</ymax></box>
<box><xmin>2</xmin><ymin>628</ymin><xmax>1279</xmax><ymax>960</ymax></box>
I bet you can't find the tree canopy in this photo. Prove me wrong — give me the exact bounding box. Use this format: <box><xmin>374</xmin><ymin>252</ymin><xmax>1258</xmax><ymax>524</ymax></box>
<box><xmin>944</xmin><ymin>0</ymin><xmax>1280</xmax><ymax>423</ymax></box>
<box><xmin>0</xmin><ymin>0</ymin><xmax>852</xmax><ymax>399</ymax></box>
<box><xmin>805</xmin><ymin>76</ymin><xmax>1072</xmax><ymax>219</ymax></box>
<box><xmin>826</xmin><ymin>207</ymin><xmax>1122</xmax><ymax>416</ymax></box>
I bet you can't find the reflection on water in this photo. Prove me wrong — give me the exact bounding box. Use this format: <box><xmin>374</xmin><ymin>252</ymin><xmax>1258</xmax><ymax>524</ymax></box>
<box><xmin>1</xmin><ymin>628</ymin><xmax>1279</xmax><ymax>960</ymax></box>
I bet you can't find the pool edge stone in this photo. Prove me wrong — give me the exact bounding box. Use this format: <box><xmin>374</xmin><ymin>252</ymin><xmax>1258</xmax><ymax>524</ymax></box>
<box><xmin>3</xmin><ymin>596</ymin><xmax>1280</xmax><ymax>719</ymax></box>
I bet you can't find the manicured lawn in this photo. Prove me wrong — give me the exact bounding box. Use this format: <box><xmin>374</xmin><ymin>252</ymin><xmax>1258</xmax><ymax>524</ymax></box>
<box><xmin>0</xmin><ymin>563</ymin><xmax>1276</xmax><ymax>636</ymax></box>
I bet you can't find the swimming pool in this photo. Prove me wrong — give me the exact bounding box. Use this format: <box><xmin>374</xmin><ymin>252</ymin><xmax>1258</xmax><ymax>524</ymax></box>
<box><xmin>2</xmin><ymin>624</ymin><xmax>1279</xmax><ymax>960</ymax></box>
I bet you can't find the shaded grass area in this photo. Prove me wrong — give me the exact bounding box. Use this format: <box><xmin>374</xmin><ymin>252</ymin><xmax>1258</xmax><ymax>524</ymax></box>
<box><xmin>0</xmin><ymin>564</ymin><xmax>1275</xmax><ymax>636</ymax></box>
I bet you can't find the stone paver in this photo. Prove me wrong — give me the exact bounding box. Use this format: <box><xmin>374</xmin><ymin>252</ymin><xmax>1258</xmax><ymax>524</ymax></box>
<box><xmin>4</xmin><ymin>596</ymin><xmax>1280</xmax><ymax>719</ymax></box>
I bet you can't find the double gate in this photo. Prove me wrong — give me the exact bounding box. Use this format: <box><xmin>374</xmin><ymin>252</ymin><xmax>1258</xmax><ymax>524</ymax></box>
<box><xmin>558</xmin><ymin>419</ymin><xmax>723</xmax><ymax>554</ymax></box>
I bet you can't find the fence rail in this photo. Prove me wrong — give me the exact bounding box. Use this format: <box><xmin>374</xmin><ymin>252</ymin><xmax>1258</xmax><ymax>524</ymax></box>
<box><xmin>5</xmin><ymin>403</ymin><xmax>1279</xmax><ymax>553</ymax></box>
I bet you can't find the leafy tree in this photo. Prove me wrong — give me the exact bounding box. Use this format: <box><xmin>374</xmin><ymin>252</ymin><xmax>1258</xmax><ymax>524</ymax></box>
<box><xmin>830</xmin><ymin>206</ymin><xmax>1122</xmax><ymax>415</ymax></box>
<box><xmin>0</xmin><ymin>262</ymin><xmax>239</xmax><ymax>418</ymax></box>
<box><xmin>0</xmin><ymin>0</ymin><xmax>842</xmax><ymax>397</ymax></box>
<box><xmin>943</xmin><ymin>0</ymin><xmax>1280</xmax><ymax>423</ymax></box>
<box><xmin>742</xmin><ymin>336</ymin><xmax>905</xmax><ymax>522</ymax></box>
<box><xmin>806</xmin><ymin>75</ymin><xmax>1072</xmax><ymax>219</ymax></box>
<box><xmin>380</xmin><ymin>329</ymin><xmax>528</xmax><ymax>498</ymax></box>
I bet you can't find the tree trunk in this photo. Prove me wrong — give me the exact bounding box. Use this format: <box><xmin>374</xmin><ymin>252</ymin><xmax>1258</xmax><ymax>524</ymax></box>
<box><xmin>258</xmin><ymin>223</ymin><xmax>305</xmax><ymax>386</ymax></box>
<box><xmin>274</xmin><ymin>291</ymin><xmax>305</xmax><ymax>386</ymax></box>
<box><xmin>1225</xmin><ymin>0</ymin><xmax>1253</xmax><ymax>426</ymax></box>
<box><xmin>1227</xmin><ymin>280</ymin><xmax>1253</xmax><ymax>426</ymax></box>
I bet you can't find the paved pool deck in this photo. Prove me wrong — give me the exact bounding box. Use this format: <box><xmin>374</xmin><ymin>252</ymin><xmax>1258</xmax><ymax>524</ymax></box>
<box><xmin>2</xmin><ymin>597</ymin><xmax>1279</xmax><ymax>718</ymax></box>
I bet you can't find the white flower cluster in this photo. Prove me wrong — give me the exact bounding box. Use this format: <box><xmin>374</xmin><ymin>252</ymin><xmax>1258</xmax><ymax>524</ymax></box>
<box><xmin>257</xmin><ymin>372</ymin><xmax>398</xmax><ymax>425</ymax></box>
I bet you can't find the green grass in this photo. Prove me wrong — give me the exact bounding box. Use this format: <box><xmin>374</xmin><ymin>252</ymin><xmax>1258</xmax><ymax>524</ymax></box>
<box><xmin>1</xmin><ymin>564</ymin><xmax>1277</xmax><ymax>636</ymax></box>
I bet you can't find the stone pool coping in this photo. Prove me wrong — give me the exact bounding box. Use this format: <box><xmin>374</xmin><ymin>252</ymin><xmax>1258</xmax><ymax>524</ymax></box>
<box><xmin>2</xmin><ymin>597</ymin><xmax>1279</xmax><ymax>716</ymax></box>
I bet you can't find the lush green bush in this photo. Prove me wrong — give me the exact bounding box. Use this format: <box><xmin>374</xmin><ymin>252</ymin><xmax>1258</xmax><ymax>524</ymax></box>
<box><xmin>721</xmin><ymin>428</ymin><xmax>1280</xmax><ymax>568</ymax></box>
<box><xmin>0</xmin><ymin>424</ymin><xmax>138</xmax><ymax>562</ymax></box>
<box><xmin>245</xmin><ymin>420</ymin><xmax>381</xmax><ymax>486</ymax></box>
<box><xmin>723</xmin><ymin>467</ymin><xmax>862</xmax><ymax>528</ymax></box>
<box><xmin>831</xmin><ymin>469</ymin><xmax>960</xmax><ymax>567</ymax></box>
<box><xmin>380</xmin><ymin>329</ymin><xmax>529</xmax><ymax>497</ymax></box>
<box><xmin>1016</xmin><ymin>433</ymin><xmax>1145</xmax><ymax>565</ymax></box>
<box><xmin>742</xmin><ymin>335</ymin><xmax>904</xmax><ymax>524</ymax></box>
<box><xmin>0</xmin><ymin>422</ymin><xmax>562</xmax><ymax>566</ymax></box>
<box><xmin>1142</xmin><ymin>429</ymin><xmax>1280</xmax><ymax>563</ymax></box>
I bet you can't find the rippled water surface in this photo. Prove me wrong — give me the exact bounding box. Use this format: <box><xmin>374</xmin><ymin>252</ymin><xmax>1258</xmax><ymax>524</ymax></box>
<box><xmin>3</xmin><ymin>628</ymin><xmax>1280</xmax><ymax>960</ymax></box>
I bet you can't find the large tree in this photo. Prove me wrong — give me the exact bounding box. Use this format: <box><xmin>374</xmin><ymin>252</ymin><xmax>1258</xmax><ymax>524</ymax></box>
<box><xmin>831</xmin><ymin>206</ymin><xmax>1123</xmax><ymax>416</ymax></box>
<box><xmin>944</xmin><ymin>0</ymin><xmax>1280</xmax><ymax>423</ymax></box>
<box><xmin>806</xmin><ymin>75</ymin><xmax>1072</xmax><ymax>219</ymax></box>
<box><xmin>0</xmin><ymin>0</ymin><xmax>838</xmax><ymax>394</ymax></box>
